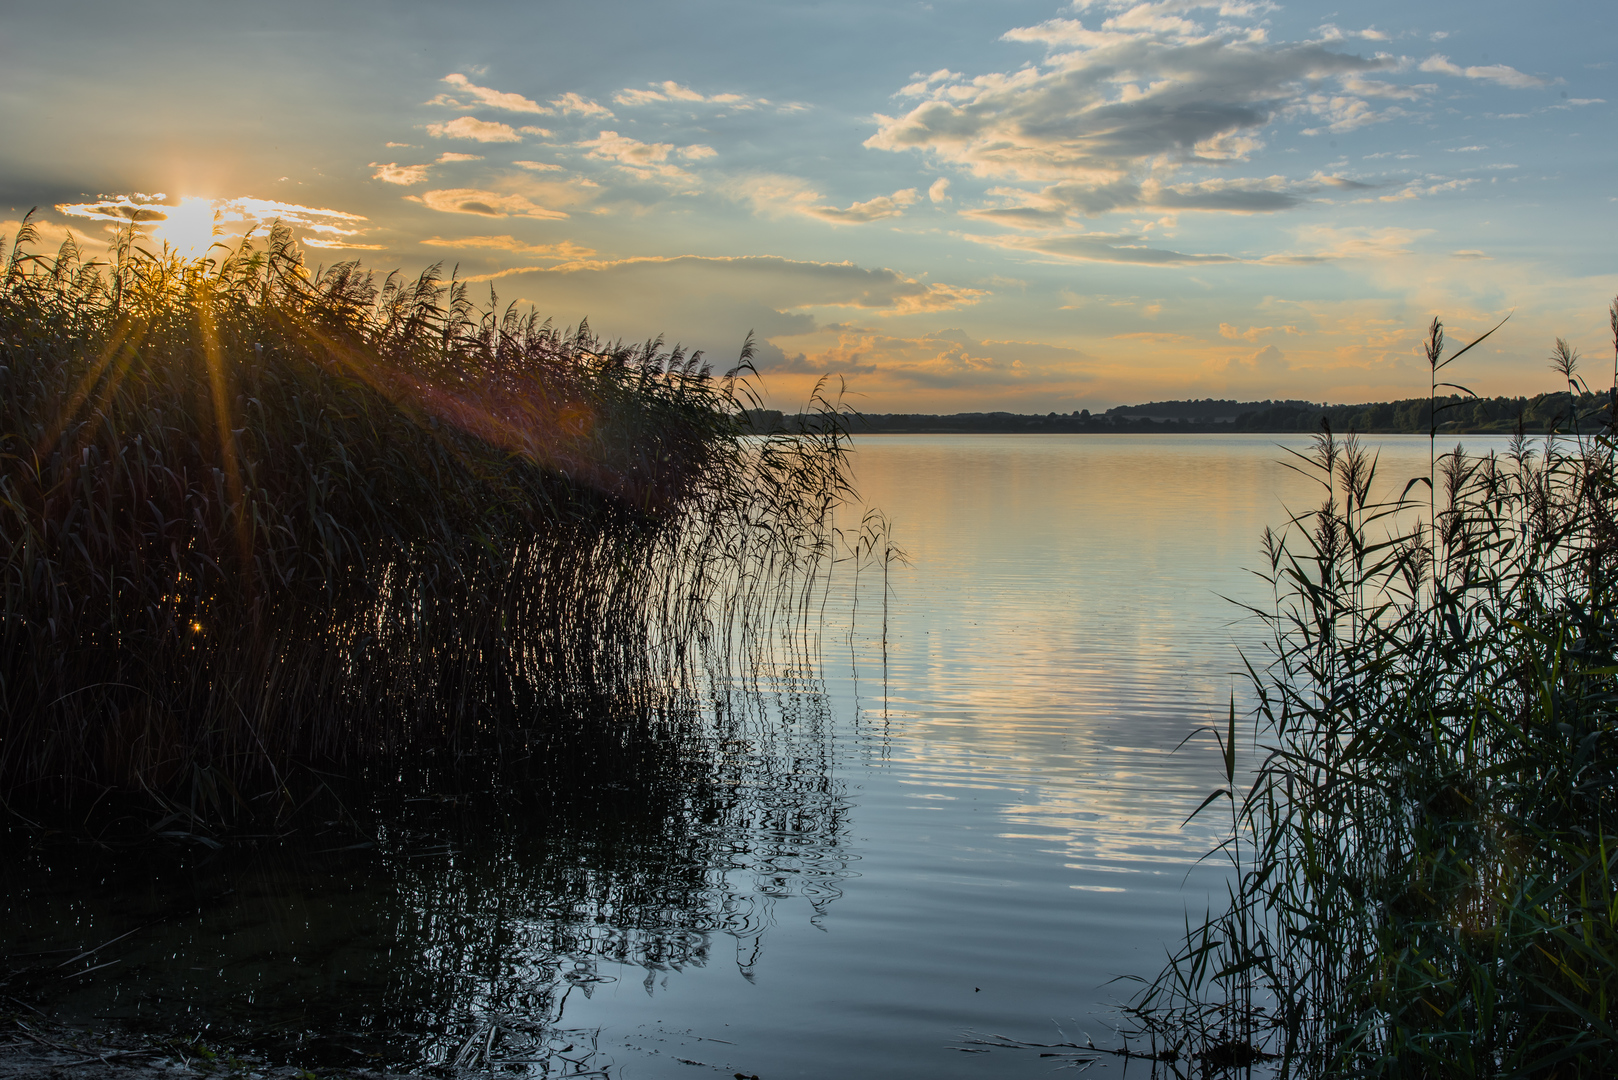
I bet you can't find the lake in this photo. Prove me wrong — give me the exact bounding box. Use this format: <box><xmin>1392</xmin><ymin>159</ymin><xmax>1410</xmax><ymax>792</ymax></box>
<box><xmin>3</xmin><ymin>433</ymin><xmax>1493</xmax><ymax>1077</ymax></box>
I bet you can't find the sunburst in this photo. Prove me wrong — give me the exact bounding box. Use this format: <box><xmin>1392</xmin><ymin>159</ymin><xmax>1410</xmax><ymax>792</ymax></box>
<box><xmin>149</xmin><ymin>195</ymin><xmax>219</xmax><ymax>258</ymax></box>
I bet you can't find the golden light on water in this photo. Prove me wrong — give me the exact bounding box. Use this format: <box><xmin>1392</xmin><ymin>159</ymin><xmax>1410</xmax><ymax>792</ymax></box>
<box><xmin>150</xmin><ymin>196</ymin><xmax>219</xmax><ymax>258</ymax></box>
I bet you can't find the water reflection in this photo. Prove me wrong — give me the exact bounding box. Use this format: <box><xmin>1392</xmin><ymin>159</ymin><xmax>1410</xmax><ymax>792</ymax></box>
<box><xmin>6</xmin><ymin>435</ymin><xmax>1510</xmax><ymax>1079</ymax></box>
<box><xmin>2</xmin><ymin>684</ymin><xmax>854</xmax><ymax>1074</ymax></box>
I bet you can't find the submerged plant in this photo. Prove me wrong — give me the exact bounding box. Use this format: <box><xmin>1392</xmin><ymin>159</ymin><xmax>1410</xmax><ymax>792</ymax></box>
<box><xmin>1128</xmin><ymin>302</ymin><xmax>1618</xmax><ymax>1077</ymax></box>
<box><xmin>0</xmin><ymin>213</ymin><xmax>862</xmax><ymax>828</ymax></box>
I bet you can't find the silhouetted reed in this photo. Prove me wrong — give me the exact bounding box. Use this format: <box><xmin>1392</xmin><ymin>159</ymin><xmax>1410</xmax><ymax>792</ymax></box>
<box><xmin>1128</xmin><ymin>301</ymin><xmax>1618</xmax><ymax>1076</ymax></box>
<box><xmin>0</xmin><ymin>214</ymin><xmax>859</xmax><ymax>828</ymax></box>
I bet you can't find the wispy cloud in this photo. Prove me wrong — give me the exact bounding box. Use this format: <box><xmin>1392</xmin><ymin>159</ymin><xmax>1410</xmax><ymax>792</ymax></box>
<box><xmin>429</xmin><ymin>73</ymin><xmax>549</xmax><ymax>114</ymax></box>
<box><xmin>1219</xmin><ymin>322</ymin><xmax>1298</xmax><ymax>340</ymax></box>
<box><xmin>1418</xmin><ymin>54</ymin><xmax>1550</xmax><ymax>89</ymax></box>
<box><xmin>303</xmin><ymin>238</ymin><xmax>386</xmax><ymax>250</ymax></box>
<box><xmin>371</xmin><ymin>162</ymin><xmax>431</xmax><ymax>185</ymax></box>
<box><xmin>1374</xmin><ymin>176</ymin><xmax>1476</xmax><ymax>202</ymax></box>
<box><xmin>477</xmin><ymin>254</ymin><xmax>987</xmax><ymax>316</ymax></box>
<box><xmin>613</xmin><ymin>80</ymin><xmax>761</xmax><ymax>108</ymax></box>
<box><xmin>1208</xmin><ymin>343</ymin><xmax>1291</xmax><ymax>376</ymax></box>
<box><xmin>578</xmin><ymin>131</ymin><xmax>710</xmax><ymax>183</ymax></box>
<box><xmin>762</xmin><ymin>327</ymin><xmax>1097</xmax><ymax>391</ymax></box>
<box><xmin>1314</xmin><ymin>24</ymin><xmax>1390</xmax><ymax>43</ymax></box>
<box><xmin>970</xmin><ymin>229</ymin><xmax>1239</xmax><ymax>265</ymax></box>
<box><xmin>436</xmin><ymin>152</ymin><xmax>483</xmax><ymax>163</ymax></box>
<box><xmin>407</xmin><ymin>188</ymin><xmax>569</xmax><ymax>218</ymax></box>
<box><xmin>741</xmin><ymin>176</ymin><xmax>922</xmax><ymax>224</ymax></box>
<box><xmin>809</xmin><ymin>188</ymin><xmax>919</xmax><ymax>224</ymax></box>
<box><xmin>963</xmin><ymin>172</ymin><xmax>1369</xmax><ymax>227</ymax></box>
<box><xmin>426</xmin><ymin>117</ymin><xmax>524</xmax><ymax>143</ymax></box>
<box><xmin>56</xmin><ymin>194</ymin><xmax>370</xmax><ymax>241</ymax></box>
<box><xmin>1260</xmin><ymin>224</ymin><xmax>1431</xmax><ymax>262</ymax></box>
<box><xmin>421</xmin><ymin>235</ymin><xmax>595</xmax><ymax>259</ymax></box>
<box><xmin>551</xmin><ymin>92</ymin><xmax>614</xmax><ymax>118</ymax></box>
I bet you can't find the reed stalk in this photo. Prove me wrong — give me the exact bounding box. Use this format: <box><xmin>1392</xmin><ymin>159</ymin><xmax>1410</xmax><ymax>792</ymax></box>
<box><xmin>1128</xmin><ymin>300</ymin><xmax>1618</xmax><ymax>1077</ymax></box>
<box><xmin>0</xmin><ymin>214</ymin><xmax>860</xmax><ymax>829</ymax></box>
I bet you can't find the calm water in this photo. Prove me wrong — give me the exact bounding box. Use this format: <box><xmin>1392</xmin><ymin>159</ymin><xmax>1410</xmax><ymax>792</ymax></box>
<box><xmin>4</xmin><ymin>434</ymin><xmax>1495</xmax><ymax>1076</ymax></box>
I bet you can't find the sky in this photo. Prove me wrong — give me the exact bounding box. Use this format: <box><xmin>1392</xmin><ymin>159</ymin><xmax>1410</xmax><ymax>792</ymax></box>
<box><xmin>1</xmin><ymin>0</ymin><xmax>1613</xmax><ymax>413</ymax></box>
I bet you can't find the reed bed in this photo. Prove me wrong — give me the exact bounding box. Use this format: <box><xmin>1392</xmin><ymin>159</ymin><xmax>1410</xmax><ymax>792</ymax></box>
<box><xmin>1128</xmin><ymin>303</ymin><xmax>1618</xmax><ymax>1077</ymax></box>
<box><xmin>0</xmin><ymin>215</ymin><xmax>859</xmax><ymax>827</ymax></box>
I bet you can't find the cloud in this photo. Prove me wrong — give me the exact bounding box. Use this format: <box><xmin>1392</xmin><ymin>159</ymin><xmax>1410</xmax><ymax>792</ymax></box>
<box><xmin>929</xmin><ymin>178</ymin><xmax>951</xmax><ymax>203</ymax></box>
<box><xmin>1260</xmin><ymin>224</ymin><xmax>1431</xmax><ymax>262</ymax></box>
<box><xmin>1451</xmin><ymin>249</ymin><xmax>1491</xmax><ymax>260</ymax></box>
<box><xmin>2</xmin><ymin>216</ymin><xmax>92</xmax><ymax>254</ymax></box>
<box><xmin>1211</xmin><ymin>343</ymin><xmax>1291</xmax><ymax>375</ymax></box>
<box><xmin>613</xmin><ymin>81</ymin><xmax>761</xmax><ymax>108</ymax></box>
<box><xmin>421</xmin><ymin>235</ymin><xmax>595</xmax><ymax>260</ymax></box>
<box><xmin>1297</xmin><ymin>91</ymin><xmax>1409</xmax><ymax>134</ymax></box>
<box><xmin>963</xmin><ymin>170</ymin><xmax>1369</xmax><ymax>228</ymax></box>
<box><xmin>551</xmin><ymin>92</ymin><xmax>614</xmax><ymax>118</ymax></box>
<box><xmin>1340</xmin><ymin>76</ymin><xmax>1431</xmax><ymax>101</ymax></box>
<box><xmin>808</xmin><ymin>188</ymin><xmax>919</xmax><ymax>224</ymax></box>
<box><xmin>514</xmin><ymin>160</ymin><xmax>563</xmax><ymax>172</ymax></box>
<box><xmin>480</xmin><ymin>254</ymin><xmax>987</xmax><ymax>319</ymax></box>
<box><xmin>1418</xmin><ymin>55</ymin><xmax>1550</xmax><ymax>89</ymax></box>
<box><xmin>1374</xmin><ymin>176</ymin><xmax>1476</xmax><ymax>202</ymax></box>
<box><xmin>426</xmin><ymin>117</ymin><xmax>524</xmax><ymax>143</ymax></box>
<box><xmin>56</xmin><ymin>193</ymin><xmax>173</xmax><ymax>224</ymax></box>
<box><xmin>1151</xmin><ymin>175</ymin><xmax>1311</xmax><ymax>211</ymax></box>
<box><xmin>430</xmin><ymin>73</ymin><xmax>549</xmax><ymax>114</ymax></box>
<box><xmin>302</xmin><ymin>238</ymin><xmax>386</xmax><ymax>250</ymax></box>
<box><xmin>868</xmin><ymin>6</ymin><xmax>1390</xmax><ymax>199</ymax></box>
<box><xmin>971</xmin><ymin>219</ymin><xmax>1431</xmax><ymax>265</ymax></box>
<box><xmin>1314</xmin><ymin>24</ymin><xmax>1390</xmax><ymax>43</ymax></box>
<box><xmin>578</xmin><ymin>131</ymin><xmax>710</xmax><ymax>183</ymax></box>
<box><xmin>740</xmin><ymin>176</ymin><xmax>921</xmax><ymax>224</ymax></box>
<box><xmin>56</xmin><ymin>195</ymin><xmax>370</xmax><ymax>245</ymax></box>
<box><xmin>761</xmin><ymin>327</ymin><xmax>1097</xmax><ymax>390</ymax></box>
<box><xmin>371</xmin><ymin>162</ymin><xmax>431</xmax><ymax>185</ymax></box>
<box><xmin>1219</xmin><ymin>322</ymin><xmax>1289</xmax><ymax>341</ymax></box>
<box><xmin>407</xmin><ymin>188</ymin><xmax>569</xmax><ymax>219</ymax></box>
<box><xmin>436</xmin><ymin>152</ymin><xmax>483</xmax><ymax>163</ymax></box>
<box><xmin>972</xmin><ymin>229</ymin><xmax>1239</xmax><ymax>264</ymax></box>
<box><xmin>867</xmin><ymin>2</ymin><xmax>1552</xmax><ymax>228</ymax></box>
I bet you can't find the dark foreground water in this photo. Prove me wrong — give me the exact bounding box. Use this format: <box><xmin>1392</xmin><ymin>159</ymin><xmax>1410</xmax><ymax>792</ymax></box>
<box><xmin>3</xmin><ymin>434</ymin><xmax>1492</xmax><ymax>1077</ymax></box>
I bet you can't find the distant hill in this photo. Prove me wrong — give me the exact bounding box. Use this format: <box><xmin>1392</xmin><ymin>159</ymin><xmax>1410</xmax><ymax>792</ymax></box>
<box><xmin>743</xmin><ymin>391</ymin><xmax>1616</xmax><ymax>436</ymax></box>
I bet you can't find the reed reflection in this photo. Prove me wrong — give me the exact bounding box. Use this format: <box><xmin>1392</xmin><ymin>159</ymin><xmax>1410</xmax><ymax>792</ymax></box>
<box><xmin>2</xmin><ymin>682</ymin><xmax>853</xmax><ymax>1075</ymax></box>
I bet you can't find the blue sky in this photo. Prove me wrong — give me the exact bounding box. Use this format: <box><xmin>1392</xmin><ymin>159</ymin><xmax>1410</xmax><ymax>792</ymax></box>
<box><xmin>2</xmin><ymin>0</ymin><xmax>1612</xmax><ymax>411</ymax></box>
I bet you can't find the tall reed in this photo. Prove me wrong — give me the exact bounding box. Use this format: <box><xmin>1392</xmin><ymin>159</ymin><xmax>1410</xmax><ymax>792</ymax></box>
<box><xmin>0</xmin><ymin>215</ymin><xmax>858</xmax><ymax>826</ymax></box>
<box><xmin>1128</xmin><ymin>301</ymin><xmax>1618</xmax><ymax>1077</ymax></box>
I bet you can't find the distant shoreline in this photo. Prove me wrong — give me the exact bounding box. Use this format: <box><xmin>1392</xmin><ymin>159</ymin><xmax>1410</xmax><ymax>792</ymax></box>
<box><xmin>844</xmin><ymin>420</ymin><xmax>1552</xmax><ymax>436</ymax></box>
<box><xmin>746</xmin><ymin>390</ymin><xmax>1613</xmax><ymax>437</ymax></box>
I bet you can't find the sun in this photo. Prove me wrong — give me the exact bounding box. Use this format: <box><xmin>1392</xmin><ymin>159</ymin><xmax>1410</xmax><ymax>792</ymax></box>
<box><xmin>149</xmin><ymin>196</ymin><xmax>219</xmax><ymax>259</ymax></box>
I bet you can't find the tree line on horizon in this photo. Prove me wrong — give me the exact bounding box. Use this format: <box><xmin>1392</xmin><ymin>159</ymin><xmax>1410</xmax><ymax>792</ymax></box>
<box><xmin>746</xmin><ymin>389</ymin><xmax>1616</xmax><ymax>436</ymax></box>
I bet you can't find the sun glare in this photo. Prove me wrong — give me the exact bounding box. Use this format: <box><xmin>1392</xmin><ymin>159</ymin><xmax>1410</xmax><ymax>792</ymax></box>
<box><xmin>150</xmin><ymin>196</ymin><xmax>219</xmax><ymax>258</ymax></box>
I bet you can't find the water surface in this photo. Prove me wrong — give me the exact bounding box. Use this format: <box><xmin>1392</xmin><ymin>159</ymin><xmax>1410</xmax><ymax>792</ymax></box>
<box><xmin>4</xmin><ymin>433</ymin><xmax>1492</xmax><ymax>1076</ymax></box>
